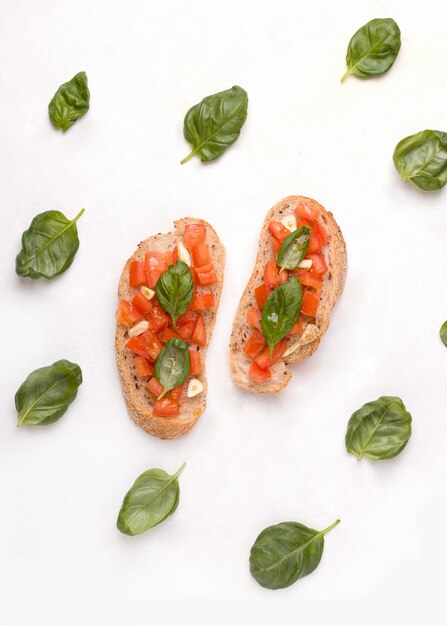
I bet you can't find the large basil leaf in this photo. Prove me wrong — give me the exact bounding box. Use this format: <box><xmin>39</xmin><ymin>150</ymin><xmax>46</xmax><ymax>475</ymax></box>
<box><xmin>16</xmin><ymin>209</ymin><xmax>85</xmax><ymax>280</ymax></box>
<box><xmin>48</xmin><ymin>71</ymin><xmax>90</xmax><ymax>132</ymax></box>
<box><xmin>261</xmin><ymin>277</ymin><xmax>302</xmax><ymax>356</ymax></box>
<box><xmin>15</xmin><ymin>360</ymin><xmax>82</xmax><ymax>426</ymax></box>
<box><xmin>250</xmin><ymin>519</ymin><xmax>340</xmax><ymax>590</ymax></box>
<box><xmin>342</xmin><ymin>18</ymin><xmax>401</xmax><ymax>82</ymax></box>
<box><xmin>393</xmin><ymin>130</ymin><xmax>447</xmax><ymax>191</ymax></box>
<box><xmin>277</xmin><ymin>226</ymin><xmax>311</xmax><ymax>272</ymax></box>
<box><xmin>440</xmin><ymin>321</ymin><xmax>447</xmax><ymax>347</ymax></box>
<box><xmin>154</xmin><ymin>338</ymin><xmax>190</xmax><ymax>399</ymax></box>
<box><xmin>117</xmin><ymin>463</ymin><xmax>185</xmax><ymax>536</ymax></box>
<box><xmin>181</xmin><ymin>85</ymin><xmax>248</xmax><ymax>164</ymax></box>
<box><xmin>156</xmin><ymin>261</ymin><xmax>194</xmax><ymax>328</ymax></box>
<box><xmin>345</xmin><ymin>396</ymin><xmax>412</xmax><ymax>460</ymax></box>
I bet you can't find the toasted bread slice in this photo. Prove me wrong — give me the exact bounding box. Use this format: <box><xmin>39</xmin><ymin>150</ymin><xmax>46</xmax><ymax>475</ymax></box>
<box><xmin>116</xmin><ymin>218</ymin><xmax>225</xmax><ymax>439</ymax></box>
<box><xmin>230</xmin><ymin>196</ymin><xmax>346</xmax><ymax>394</ymax></box>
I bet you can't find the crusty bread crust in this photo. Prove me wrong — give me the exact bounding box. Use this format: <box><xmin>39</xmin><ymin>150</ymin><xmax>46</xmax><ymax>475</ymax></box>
<box><xmin>116</xmin><ymin>218</ymin><xmax>225</xmax><ymax>439</ymax></box>
<box><xmin>230</xmin><ymin>196</ymin><xmax>347</xmax><ymax>394</ymax></box>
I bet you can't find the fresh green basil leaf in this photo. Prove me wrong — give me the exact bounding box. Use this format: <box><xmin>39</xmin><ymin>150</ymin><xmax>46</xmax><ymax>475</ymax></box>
<box><xmin>277</xmin><ymin>226</ymin><xmax>311</xmax><ymax>272</ymax></box>
<box><xmin>440</xmin><ymin>321</ymin><xmax>447</xmax><ymax>347</ymax></box>
<box><xmin>250</xmin><ymin>519</ymin><xmax>340</xmax><ymax>590</ymax></box>
<box><xmin>261</xmin><ymin>277</ymin><xmax>302</xmax><ymax>356</ymax></box>
<box><xmin>16</xmin><ymin>209</ymin><xmax>85</xmax><ymax>280</ymax></box>
<box><xmin>345</xmin><ymin>396</ymin><xmax>412</xmax><ymax>460</ymax></box>
<box><xmin>15</xmin><ymin>359</ymin><xmax>82</xmax><ymax>427</ymax></box>
<box><xmin>48</xmin><ymin>71</ymin><xmax>90</xmax><ymax>132</ymax></box>
<box><xmin>117</xmin><ymin>463</ymin><xmax>185</xmax><ymax>536</ymax></box>
<box><xmin>181</xmin><ymin>85</ymin><xmax>248</xmax><ymax>164</ymax></box>
<box><xmin>154</xmin><ymin>338</ymin><xmax>190</xmax><ymax>399</ymax></box>
<box><xmin>156</xmin><ymin>261</ymin><xmax>194</xmax><ymax>328</ymax></box>
<box><xmin>393</xmin><ymin>130</ymin><xmax>447</xmax><ymax>191</ymax></box>
<box><xmin>342</xmin><ymin>18</ymin><xmax>401</xmax><ymax>82</ymax></box>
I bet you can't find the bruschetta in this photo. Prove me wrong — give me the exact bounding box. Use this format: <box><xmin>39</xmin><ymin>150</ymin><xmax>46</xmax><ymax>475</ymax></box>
<box><xmin>230</xmin><ymin>196</ymin><xmax>346</xmax><ymax>393</ymax></box>
<box><xmin>116</xmin><ymin>218</ymin><xmax>225</xmax><ymax>439</ymax></box>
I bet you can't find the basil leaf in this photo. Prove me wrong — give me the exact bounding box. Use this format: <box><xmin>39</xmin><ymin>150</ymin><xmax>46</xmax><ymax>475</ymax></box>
<box><xmin>261</xmin><ymin>277</ymin><xmax>302</xmax><ymax>356</ymax></box>
<box><xmin>250</xmin><ymin>519</ymin><xmax>340</xmax><ymax>590</ymax></box>
<box><xmin>393</xmin><ymin>130</ymin><xmax>447</xmax><ymax>191</ymax></box>
<box><xmin>342</xmin><ymin>18</ymin><xmax>401</xmax><ymax>82</ymax></box>
<box><xmin>155</xmin><ymin>261</ymin><xmax>194</xmax><ymax>328</ymax></box>
<box><xmin>15</xmin><ymin>359</ymin><xmax>82</xmax><ymax>427</ymax></box>
<box><xmin>154</xmin><ymin>338</ymin><xmax>190</xmax><ymax>399</ymax></box>
<box><xmin>16</xmin><ymin>209</ymin><xmax>85</xmax><ymax>280</ymax></box>
<box><xmin>440</xmin><ymin>321</ymin><xmax>447</xmax><ymax>347</ymax></box>
<box><xmin>277</xmin><ymin>226</ymin><xmax>311</xmax><ymax>272</ymax></box>
<box><xmin>117</xmin><ymin>463</ymin><xmax>185</xmax><ymax>536</ymax></box>
<box><xmin>345</xmin><ymin>396</ymin><xmax>412</xmax><ymax>460</ymax></box>
<box><xmin>48</xmin><ymin>71</ymin><xmax>90</xmax><ymax>132</ymax></box>
<box><xmin>181</xmin><ymin>85</ymin><xmax>248</xmax><ymax>164</ymax></box>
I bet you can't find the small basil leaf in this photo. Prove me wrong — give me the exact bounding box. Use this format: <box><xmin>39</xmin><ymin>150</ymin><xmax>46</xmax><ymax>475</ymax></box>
<box><xmin>342</xmin><ymin>18</ymin><xmax>401</xmax><ymax>82</ymax></box>
<box><xmin>440</xmin><ymin>321</ymin><xmax>447</xmax><ymax>347</ymax></box>
<box><xmin>15</xmin><ymin>359</ymin><xmax>82</xmax><ymax>427</ymax></box>
<box><xmin>277</xmin><ymin>226</ymin><xmax>311</xmax><ymax>271</ymax></box>
<box><xmin>250</xmin><ymin>519</ymin><xmax>340</xmax><ymax>590</ymax></box>
<box><xmin>117</xmin><ymin>463</ymin><xmax>185</xmax><ymax>536</ymax></box>
<box><xmin>155</xmin><ymin>261</ymin><xmax>194</xmax><ymax>328</ymax></box>
<box><xmin>261</xmin><ymin>277</ymin><xmax>302</xmax><ymax>356</ymax></box>
<box><xmin>181</xmin><ymin>85</ymin><xmax>248</xmax><ymax>164</ymax></box>
<box><xmin>154</xmin><ymin>338</ymin><xmax>190</xmax><ymax>399</ymax></box>
<box><xmin>48</xmin><ymin>71</ymin><xmax>90</xmax><ymax>132</ymax></box>
<box><xmin>345</xmin><ymin>396</ymin><xmax>412</xmax><ymax>460</ymax></box>
<box><xmin>16</xmin><ymin>208</ymin><xmax>85</xmax><ymax>280</ymax></box>
<box><xmin>393</xmin><ymin>130</ymin><xmax>447</xmax><ymax>191</ymax></box>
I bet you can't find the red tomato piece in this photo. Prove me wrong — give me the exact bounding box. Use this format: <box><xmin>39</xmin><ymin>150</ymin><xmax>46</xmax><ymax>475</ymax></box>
<box><xmin>270</xmin><ymin>235</ymin><xmax>281</xmax><ymax>256</ymax></box>
<box><xmin>244</xmin><ymin>330</ymin><xmax>266</xmax><ymax>359</ymax></box>
<box><xmin>116</xmin><ymin>300</ymin><xmax>141</xmax><ymax>325</ymax></box>
<box><xmin>153</xmin><ymin>398</ymin><xmax>179</xmax><ymax>417</ymax></box>
<box><xmin>196</xmin><ymin>268</ymin><xmax>217</xmax><ymax>286</ymax></box>
<box><xmin>295</xmin><ymin>202</ymin><xmax>320</xmax><ymax>222</ymax></box>
<box><xmin>169</xmin><ymin>381</ymin><xmax>185</xmax><ymax>402</ymax></box>
<box><xmin>192</xmin><ymin>244</ymin><xmax>210</xmax><ymax>267</ymax></box>
<box><xmin>173</xmin><ymin>246</ymin><xmax>180</xmax><ymax>263</ymax></box>
<box><xmin>289</xmin><ymin>317</ymin><xmax>305</xmax><ymax>335</ymax></box>
<box><xmin>134</xmin><ymin>356</ymin><xmax>154</xmax><ymax>377</ymax></box>
<box><xmin>148</xmin><ymin>306</ymin><xmax>169</xmax><ymax>332</ymax></box>
<box><xmin>177</xmin><ymin>311</ymin><xmax>198</xmax><ymax>326</ymax></box>
<box><xmin>314</xmin><ymin>220</ymin><xmax>328</xmax><ymax>245</ymax></box>
<box><xmin>255</xmin><ymin>338</ymin><xmax>287</xmax><ymax>370</ymax></box>
<box><xmin>264</xmin><ymin>259</ymin><xmax>288</xmax><ymax>288</ymax></box>
<box><xmin>301</xmin><ymin>290</ymin><xmax>320</xmax><ymax>317</ymax></box>
<box><xmin>129</xmin><ymin>260</ymin><xmax>146</xmax><ymax>288</ymax></box>
<box><xmin>246</xmin><ymin>306</ymin><xmax>262</xmax><ymax>330</ymax></box>
<box><xmin>184</xmin><ymin>223</ymin><xmax>207</xmax><ymax>250</ymax></box>
<box><xmin>144</xmin><ymin>251</ymin><xmax>167</xmax><ymax>273</ymax></box>
<box><xmin>145</xmin><ymin>269</ymin><xmax>161</xmax><ymax>289</ymax></box>
<box><xmin>140</xmin><ymin>330</ymin><xmax>163</xmax><ymax>361</ymax></box>
<box><xmin>249</xmin><ymin>362</ymin><xmax>272</xmax><ymax>382</ymax></box>
<box><xmin>165</xmin><ymin>250</ymin><xmax>174</xmax><ymax>267</ymax></box>
<box><xmin>306</xmin><ymin>253</ymin><xmax>328</xmax><ymax>276</ymax></box>
<box><xmin>293</xmin><ymin>270</ymin><xmax>322</xmax><ymax>291</ymax></box>
<box><xmin>126</xmin><ymin>335</ymin><xmax>152</xmax><ymax>359</ymax></box>
<box><xmin>191</xmin><ymin>314</ymin><xmax>206</xmax><ymax>346</ymax></box>
<box><xmin>158</xmin><ymin>327</ymin><xmax>181</xmax><ymax>343</ymax></box>
<box><xmin>307</xmin><ymin>230</ymin><xmax>322</xmax><ymax>254</ymax></box>
<box><xmin>132</xmin><ymin>291</ymin><xmax>153</xmax><ymax>316</ymax></box>
<box><xmin>189</xmin><ymin>349</ymin><xmax>202</xmax><ymax>375</ymax></box>
<box><xmin>190</xmin><ymin>294</ymin><xmax>214</xmax><ymax>310</ymax></box>
<box><xmin>268</xmin><ymin>221</ymin><xmax>290</xmax><ymax>243</ymax></box>
<box><xmin>177</xmin><ymin>321</ymin><xmax>195</xmax><ymax>340</ymax></box>
<box><xmin>254</xmin><ymin>284</ymin><xmax>271</xmax><ymax>310</ymax></box>
<box><xmin>146</xmin><ymin>376</ymin><xmax>164</xmax><ymax>398</ymax></box>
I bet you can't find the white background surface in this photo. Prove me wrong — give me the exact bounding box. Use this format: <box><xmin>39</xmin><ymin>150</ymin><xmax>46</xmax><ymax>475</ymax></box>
<box><xmin>1</xmin><ymin>0</ymin><xmax>446</xmax><ymax>623</ymax></box>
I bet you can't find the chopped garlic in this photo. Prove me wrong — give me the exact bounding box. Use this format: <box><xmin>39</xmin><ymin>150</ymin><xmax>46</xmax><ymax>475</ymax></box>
<box><xmin>128</xmin><ymin>320</ymin><xmax>149</xmax><ymax>337</ymax></box>
<box><xmin>297</xmin><ymin>259</ymin><xmax>313</xmax><ymax>269</ymax></box>
<box><xmin>187</xmin><ymin>379</ymin><xmax>204</xmax><ymax>398</ymax></box>
<box><xmin>177</xmin><ymin>241</ymin><xmax>191</xmax><ymax>266</ymax></box>
<box><xmin>140</xmin><ymin>286</ymin><xmax>155</xmax><ymax>300</ymax></box>
<box><xmin>280</xmin><ymin>215</ymin><xmax>297</xmax><ymax>232</ymax></box>
<box><xmin>283</xmin><ymin>324</ymin><xmax>320</xmax><ymax>356</ymax></box>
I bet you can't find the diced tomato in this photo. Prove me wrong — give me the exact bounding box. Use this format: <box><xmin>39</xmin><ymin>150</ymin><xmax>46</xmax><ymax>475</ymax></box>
<box><xmin>165</xmin><ymin>250</ymin><xmax>174</xmax><ymax>267</ymax></box>
<box><xmin>173</xmin><ymin>246</ymin><xmax>180</xmax><ymax>263</ymax></box>
<box><xmin>314</xmin><ymin>220</ymin><xmax>328</xmax><ymax>245</ymax></box>
<box><xmin>192</xmin><ymin>244</ymin><xmax>210</xmax><ymax>267</ymax></box>
<box><xmin>153</xmin><ymin>398</ymin><xmax>179</xmax><ymax>417</ymax></box>
<box><xmin>132</xmin><ymin>291</ymin><xmax>153</xmax><ymax>316</ymax></box>
<box><xmin>190</xmin><ymin>267</ymin><xmax>197</xmax><ymax>294</ymax></box>
<box><xmin>270</xmin><ymin>235</ymin><xmax>282</xmax><ymax>255</ymax></box>
<box><xmin>126</xmin><ymin>335</ymin><xmax>152</xmax><ymax>359</ymax></box>
<box><xmin>158</xmin><ymin>327</ymin><xmax>181</xmax><ymax>343</ymax></box>
<box><xmin>145</xmin><ymin>269</ymin><xmax>161</xmax><ymax>289</ymax></box>
<box><xmin>249</xmin><ymin>362</ymin><xmax>272</xmax><ymax>382</ymax></box>
<box><xmin>254</xmin><ymin>284</ymin><xmax>271</xmax><ymax>310</ymax></box>
<box><xmin>189</xmin><ymin>349</ymin><xmax>202</xmax><ymax>375</ymax></box>
<box><xmin>177</xmin><ymin>321</ymin><xmax>195</xmax><ymax>340</ymax></box>
<box><xmin>196</xmin><ymin>267</ymin><xmax>217</xmax><ymax>286</ymax></box>
<box><xmin>301</xmin><ymin>290</ymin><xmax>320</xmax><ymax>317</ymax></box>
<box><xmin>295</xmin><ymin>202</ymin><xmax>320</xmax><ymax>222</ymax></box>
<box><xmin>246</xmin><ymin>306</ymin><xmax>262</xmax><ymax>330</ymax></box>
<box><xmin>140</xmin><ymin>330</ymin><xmax>163</xmax><ymax>360</ymax></box>
<box><xmin>129</xmin><ymin>260</ymin><xmax>146</xmax><ymax>288</ymax></box>
<box><xmin>146</xmin><ymin>376</ymin><xmax>164</xmax><ymax>398</ymax></box>
<box><xmin>148</xmin><ymin>306</ymin><xmax>169</xmax><ymax>332</ymax></box>
<box><xmin>306</xmin><ymin>253</ymin><xmax>328</xmax><ymax>276</ymax></box>
<box><xmin>184</xmin><ymin>223</ymin><xmax>206</xmax><ymax>249</ymax></box>
<box><xmin>293</xmin><ymin>270</ymin><xmax>322</xmax><ymax>291</ymax></box>
<box><xmin>116</xmin><ymin>300</ymin><xmax>141</xmax><ymax>325</ymax></box>
<box><xmin>177</xmin><ymin>311</ymin><xmax>198</xmax><ymax>326</ymax></box>
<box><xmin>134</xmin><ymin>356</ymin><xmax>153</xmax><ymax>377</ymax></box>
<box><xmin>191</xmin><ymin>294</ymin><xmax>214</xmax><ymax>310</ymax></box>
<box><xmin>191</xmin><ymin>314</ymin><xmax>206</xmax><ymax>346</ymax></box>
<box><xmin>289</xmin><ymin>317</ymin><xmax>305</xmax><ymax>335</ymax></box>
<box><xmin>255</xmin><ymin>338</ymin><xmax>287</xmax><ymax>370</ymax></box>
<box><xmin>268</xmin><ymin>221</ymin><xmax>290</xmax><ymax>243</ymax></box>
<box><xmin>169</xmin><ymin>382</ymin><xmax>185</xmax><ymax>402</ymax></box>
<box><xmin>264</xmin><ymin>259</ymin><xmax>288</xmax><ymax>288</ymax></box>
<box><xmin>307</xmin><ymin>230</ymin><xmax>322</xmax><ymax>254</ymax></box>
<box><xmin>144</xmin><ymin>251</ymin><xmax>167</xmax><ymax>273</ymax></box>
<box><xmin>244</xmin><ymin>330</ymin><xmax>266</xmax><ymax>359</ymax></box>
